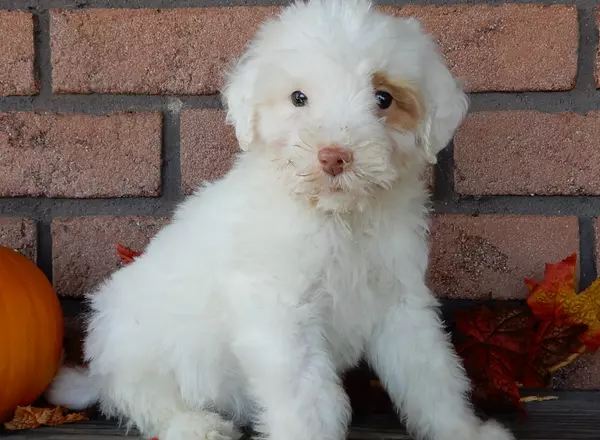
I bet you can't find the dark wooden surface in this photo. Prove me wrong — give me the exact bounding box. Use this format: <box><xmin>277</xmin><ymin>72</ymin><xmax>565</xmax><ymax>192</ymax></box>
<box><xmin>2</xmin><ymin>392</ymin><xmax>599</xmax><ymax>440</ymax></box>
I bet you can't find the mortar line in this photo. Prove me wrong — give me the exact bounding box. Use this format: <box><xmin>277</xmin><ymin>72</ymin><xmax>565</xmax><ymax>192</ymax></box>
<box><xmin>2</xmin><ymin>91</ymin><xmax>600</xmax><ymax>114</ymax></box>
<box><xmin>578</xmin><ymin>217</ymin><xmax>598</xmax><ymax>289</ymax></box>
<box><xmin>432</xmin><ymin>141</ymin><xmax>455</xmax><ymax>201</ymax></box>
<box><xmin>161</xmin><ymin>100</ymin><xmax>183</xmax><ymax>201</ymax></box>
<box><xmin>32</xmin><ymin>9</ymin><xmax>52</xmax><ymax>103</ymax></box>
<box><xmin>36</xmin><ymin>218</ymin><xmax>54</xmax><ymax>283</ymax></box>
<box><xmin>1</xmin><ymin>195</ymin><xmax>600</xmax><ymax>218</ymax></box>
<box><xmin>574</xmin><ymin>4</ymin><xmax>599</xmax><ymax>94</ymax></box>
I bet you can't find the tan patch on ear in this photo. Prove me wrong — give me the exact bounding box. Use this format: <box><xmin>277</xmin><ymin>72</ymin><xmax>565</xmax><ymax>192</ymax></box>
<box><xmin>372</xmin><ymin>72</ymin><xmax>424</xmax><ymax>131</ymax></box>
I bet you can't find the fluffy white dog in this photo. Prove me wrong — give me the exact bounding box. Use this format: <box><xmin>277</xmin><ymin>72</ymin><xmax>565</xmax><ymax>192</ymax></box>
<box><xmin>47</xmin><ymin>1</ymin><xmax>515</xmax><ymax>440</ymax></box>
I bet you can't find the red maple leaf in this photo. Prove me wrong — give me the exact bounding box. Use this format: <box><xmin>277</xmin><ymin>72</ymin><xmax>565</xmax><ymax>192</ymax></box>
<box><xmin>454</xmin><ymin>304</ymin><xmax>535</xmax><ymax>414</ymax></box>
<box><xmin>115</xmin><ymin>243</ymin><xmax>142</xmax><ymax>265</ymax></box>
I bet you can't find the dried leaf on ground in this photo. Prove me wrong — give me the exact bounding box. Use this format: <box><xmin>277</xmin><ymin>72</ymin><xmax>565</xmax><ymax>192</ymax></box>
<box><xmin>116</xmin><ymin>243</ymin><xmax>142</xmax><ymax>265</ymax></box>
<box><xmin>4</xmin><ymin>406</ymin><xmax>87</xmax><ymax>430</ymax></box>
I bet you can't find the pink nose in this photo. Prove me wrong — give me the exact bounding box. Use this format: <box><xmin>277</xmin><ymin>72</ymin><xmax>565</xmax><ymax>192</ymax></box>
<box><xmin>318</xmin><ymin>146</ymin><xmax>353</xmax><ymax>177</ymax></box>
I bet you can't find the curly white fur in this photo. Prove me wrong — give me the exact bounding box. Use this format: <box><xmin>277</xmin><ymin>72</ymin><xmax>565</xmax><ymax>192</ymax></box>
<box><xmin>46</xmin><ymin>2</ymin><xmax>514</xmax><ymax>440</ymax></box>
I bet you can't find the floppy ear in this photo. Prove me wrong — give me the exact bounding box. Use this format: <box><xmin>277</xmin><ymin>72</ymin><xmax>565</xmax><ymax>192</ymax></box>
<box><xmin>221</xmin><ymin>50</ymin><xmax>262</xmax><ymax>152</ymax></box>
<box><xmin>413</xmin><ymin>26</ymin><xmax>469</xmax><ymax>164</ymax></box>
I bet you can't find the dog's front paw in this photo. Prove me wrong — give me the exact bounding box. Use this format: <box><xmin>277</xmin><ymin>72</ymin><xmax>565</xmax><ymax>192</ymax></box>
<box><xmin>160</xmin><ymin>412</ymin><xmax>242</xmax><ymax>440</ymax></box>
<box><xmin>474</xmin><ymin>420</ymin><xmax>515</xmax><ymax>440</ymax></box>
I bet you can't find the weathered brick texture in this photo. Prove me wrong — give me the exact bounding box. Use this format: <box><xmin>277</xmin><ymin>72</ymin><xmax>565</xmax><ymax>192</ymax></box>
<box><xmin>0</xmin><ymin>112</ymin><xmax>162</xmax><ymax>197</ymax></box>
<box><xmin>0</xmin><ymin>11</ymin><xmax>37</xmax><ymax>96</ymax></box>
<box><xmin>384</xmin><ymin>4</ymin><xmax>578</xmax><ymax>92</ymax></box>
<box><xmin>0</xmin><ymin>217</ymin><xmax>36</xmax><ymax>261</ymax></box>
<box><xmin>454</xmin><ymin>111</ymin><xmax>600</xmax><ymax>196</ymax></box>
<box><xmin>52</xmin><ymin>216</ymin><xmax>169</xmax><ymax>297</ymax></box>
<box><xmin>180</xmin><ymin>109</ymin><xmax>239</xmax><ymax>194</ymax></box>
<box><xmin>50</xmin><ymin>7</ymin><xmax>279</xmax><ymax>95</ymax></box>
<box><xmin>428</xmin><ymin>214</ymin><xmax>579</xmax><ymax>300</ymax></box>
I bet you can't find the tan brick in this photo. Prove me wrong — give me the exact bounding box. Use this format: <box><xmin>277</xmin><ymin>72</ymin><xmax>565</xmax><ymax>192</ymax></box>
<box><xmin>0</xmin><ymin>217</ymin><xmax>36</xmax><ymax>261</ymax></box>
<box><xmin>454</xmin><ymin>111</ymin><xmax>600</xmax><ymax>196</ymax></box>
<box><xmin>180</xmin><ymin>109</ymin><xmax>239</xmax><ymax>194</ymax></box>
<box><xmin>428</xmin><ymin>215</ymin><xmax>579</xmax><ymax>300</ymax></box>
<box><xmin>52</xmin><ymin>216</ymin><xmax>169</xmax><ymax>297</ymax></box>
<box><xmin>0</xmin><ymin>11</ymin><xmax>37</xmax><ymax>96</ymax></box>
<box><xmin>553</xmin><ymin>351</ymin><xmax>600</xmax><ymax>390</ymax></box>
<box><xmin>50</xmin><ymin>7</ymin><xmax>278</xmax><ymax>95</ymax></box>
<box><xmin>383</xmin><ymin>4</ymin><xmax>578</xmax><ymax>92</ymax></box>
<box><xmin>0</xmin><ymin>112</ymin><xmax>162</xmax><ymax>197</ymax></box>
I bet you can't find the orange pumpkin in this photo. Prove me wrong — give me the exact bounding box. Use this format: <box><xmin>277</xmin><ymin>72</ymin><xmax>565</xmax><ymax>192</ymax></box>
<box><xmin>0</xmin><ymin>246</ymin><xmax>63</xmax><ymax>422</ymax></box>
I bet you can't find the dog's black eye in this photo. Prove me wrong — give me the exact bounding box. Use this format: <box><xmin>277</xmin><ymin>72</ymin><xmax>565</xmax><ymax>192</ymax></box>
<box><xmin>291</xmin><ymin>91</ymin><xmax>308</xmax><ymax>107</ymax></box>
<box><xmin>375</xmin><ymin>90</ymin><xmax>393</xmax><ymax>110</ymax></box>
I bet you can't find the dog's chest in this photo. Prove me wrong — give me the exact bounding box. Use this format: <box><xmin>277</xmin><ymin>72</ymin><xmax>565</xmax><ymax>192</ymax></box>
<box><xmin>315</xmin><ymin>232</ymin><xmax>379</xmax><ymax>371</ymax></box>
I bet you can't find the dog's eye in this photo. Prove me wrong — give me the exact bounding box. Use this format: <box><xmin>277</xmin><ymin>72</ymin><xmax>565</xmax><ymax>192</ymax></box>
<box><xmin>375</xmin><ymin>91</ymin><xmax>393</xmax><ymax>110</ymax></box>
<box><xmin>291</xmin><ymin>91</ymin><xmax>308</xmax><ymax>107</ymax></box>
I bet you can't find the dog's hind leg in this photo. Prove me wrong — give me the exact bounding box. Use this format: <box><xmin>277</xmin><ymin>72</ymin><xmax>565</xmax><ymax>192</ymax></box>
<box><xmin>98</xmin><ymin>371</ymin><xmax>242</xmax><ymax>440</ymax></box>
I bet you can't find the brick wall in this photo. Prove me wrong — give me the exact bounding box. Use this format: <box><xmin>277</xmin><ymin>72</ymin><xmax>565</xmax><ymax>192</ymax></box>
<box><xmin>0</xmin><ymin>0</ymin><xmax>599</xmax><ymax>390</ymax></box>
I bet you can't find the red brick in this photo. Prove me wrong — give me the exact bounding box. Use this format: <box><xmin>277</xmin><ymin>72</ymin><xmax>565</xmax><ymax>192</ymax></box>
<box><xmin>383</xmin><ymin>4</ymin><xmax>578</xmax><ymax>92</ymax></box>
<box><xmin>180</xmin><ymin>109</ymin><xmax>239</xmax><ymax>194</ymax></box>
<box><xmin>52</xmin><ymin>216</ymin><xmax>169</xmax><ymax>297</ymax></box>
<box><xmin>454</xmin><ymin>111</ymin><xmax>600</xmax><ymax>196</ymax></box>
<box><xmin>0</xmin><ymin>11</ymin><xmax>37</xmax><ymax>96</ymax></box>
<box><xmin>50</xmin><ymin>7</ymin><xmax>278</xmax><ymax>95</ymax></box>
<box><xmin>0</xmin><ymin>217</ymin><xmax>36</xmax><ymax>261</ymax></box>
<box><xmin>553</xmin><ymin>352</ymin><xmax>600</xmax><ymax>390</ymax></box>
<box><xmin>428</xmin><ymin>215</ymin><xmax>579</xmax><ymax>300</ymax></box>
<box><xmin>0</xmin><ymin>112</ymin><xmax>162</xmax><ymax>197</ymax></box>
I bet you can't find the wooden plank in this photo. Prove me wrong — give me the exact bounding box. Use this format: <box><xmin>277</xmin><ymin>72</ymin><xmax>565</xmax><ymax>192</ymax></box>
<box><xmin>3</xmin><ymin>392</ymin><xmax>600</xmax><ymax>440</ymax></box>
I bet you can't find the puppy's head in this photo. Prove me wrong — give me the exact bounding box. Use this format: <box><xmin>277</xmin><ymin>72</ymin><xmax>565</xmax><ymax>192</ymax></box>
<box><xmin>222</xmin><ymin>0</ymin><xmax>468</xmax><ymax>212</ymax></box>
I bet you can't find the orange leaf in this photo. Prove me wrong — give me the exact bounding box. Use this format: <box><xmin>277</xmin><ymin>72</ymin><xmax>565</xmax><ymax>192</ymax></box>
<box><xmin>526</xmin><ymin>253</ymin><xmax>600</xmax><ymax>351</ymax></box>
<box><xmin>526</xmin><ymin>253</ymin><xmax>577</xmax><ymax>322</ymax></box>
<box><xmin>3</xmin><ymin>406</ymin><xmax>87</xmax><ymax>430</ymax></box>
<box><xmin>116</xmin><ymin>243</ymin><xmax>142</xmax><ymax>265</ymax></box>
<box><xmin>560</xmin><ymin>279</ymin><xmax>600</xmax><ymax>350</ymax></box>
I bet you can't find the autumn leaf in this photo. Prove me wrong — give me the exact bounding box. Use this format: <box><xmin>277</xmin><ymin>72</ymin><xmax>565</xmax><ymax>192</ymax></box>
<box><xmin>4</xmin><ymin>406</ymin><xmax>87</xmax><ymax>430</ymax></box>
<box><xmin>527</xmin><ymin>253</ymin><xmax>600</xmax><ymax>351</ymax></box>
<box><xmin>116</xmin><ymin>243</ymin><xmax>142</xmax><ymax>265</ymax></box>
<box><xmin>565</xmin><ymin>279</ymin><xmax>600</xmax><ymax>350</ymax></box>
<box><xmin>453</xmin><ymin>302</ymin><xmax>586</xmax><ymax>414</ymax></box>
<box><xmin>454</xmin><ymin>304</ymin><xmax>535</xmax><ymax>413</ymax></box>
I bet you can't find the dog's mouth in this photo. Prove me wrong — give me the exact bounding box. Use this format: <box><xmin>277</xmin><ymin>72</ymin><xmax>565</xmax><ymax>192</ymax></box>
<box><xmin>294</xmin><ymin>164</ymin><xmax>378</xmax><ymax>196</ymax></box>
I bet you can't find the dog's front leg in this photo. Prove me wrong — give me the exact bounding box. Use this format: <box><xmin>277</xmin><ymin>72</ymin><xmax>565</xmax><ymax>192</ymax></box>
<box><xmin>366</xmin><ymin>293</ymin><xmax>514</xmax><ymax>440</ymax></box>
<box><xmin>234</xmin><ymin>300</ymin><xmax>350</xmax><ymax>440</ymax></box>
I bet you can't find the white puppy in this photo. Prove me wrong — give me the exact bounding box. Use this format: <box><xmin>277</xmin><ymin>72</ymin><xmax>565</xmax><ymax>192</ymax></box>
<box><xmin>47</xmin><ymin>1</ymin><xmax>515</xmax><ymax>440</ymax></box>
